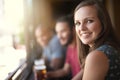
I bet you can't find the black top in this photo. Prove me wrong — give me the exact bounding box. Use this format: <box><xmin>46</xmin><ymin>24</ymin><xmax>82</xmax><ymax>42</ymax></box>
<box><xmin>97</xmin><ymin>44</ymin><xmax>120</xmax><ymax>80</ymax></box>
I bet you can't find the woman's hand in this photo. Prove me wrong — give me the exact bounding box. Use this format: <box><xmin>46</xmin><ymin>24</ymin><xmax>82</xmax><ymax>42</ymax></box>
<box><xmin>72</xmin><ymin>69</ymin><xmax>83</xmax><ymax>80</ymax></box>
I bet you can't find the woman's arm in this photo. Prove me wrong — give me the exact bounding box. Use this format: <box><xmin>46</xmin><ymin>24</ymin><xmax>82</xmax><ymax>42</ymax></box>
<box><xmin>82</xmin><ymin>50</ymin><xmax>109</xmax><ymax>80</ymax></box>
<box><xmin>72</xmin><ymin>68</ymin><xmax>83</xmax><ymax>80</ymax></box>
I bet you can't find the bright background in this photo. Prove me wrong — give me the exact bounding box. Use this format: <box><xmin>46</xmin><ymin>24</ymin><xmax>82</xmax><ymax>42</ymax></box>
<box><xmin>0</xmin><ymin>0</ymin><xmax>26</xmax><ymax>79</ymax></box>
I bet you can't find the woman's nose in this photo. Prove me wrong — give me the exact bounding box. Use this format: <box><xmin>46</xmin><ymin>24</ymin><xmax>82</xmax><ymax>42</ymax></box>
<box><xmin>78</xmin><ymin>23</ymin><xmax>86</xmax><ymax>31</ymax></box>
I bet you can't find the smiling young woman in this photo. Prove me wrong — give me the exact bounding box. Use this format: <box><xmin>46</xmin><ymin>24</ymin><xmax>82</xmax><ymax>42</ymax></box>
<box><xmin>73</xmin><ymin>0</ymin><xmax>120</xmax><ymax>80</ymax></box>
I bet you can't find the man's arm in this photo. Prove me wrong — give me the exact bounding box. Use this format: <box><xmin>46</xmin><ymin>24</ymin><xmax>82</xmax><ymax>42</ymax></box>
<box><xmin>50</xmin><ymin>36</ymin><xmax>65</xmax><ymax>70</ymax></box>
<box><xmin>50</xmin><ymin>57</ymin><xmax>64</xmax><ymax>70</ymax></box>
<box><xmin>46</xmin><ymin>63</ymin><xmax>71</xmax><ymax>78</ymax></box>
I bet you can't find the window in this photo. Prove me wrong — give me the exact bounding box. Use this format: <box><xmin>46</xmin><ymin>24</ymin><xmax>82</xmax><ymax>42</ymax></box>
<box><xmin>0</xmin><ymin>0</ymin><xmax>26</xmax><ymax>79</ymax></box>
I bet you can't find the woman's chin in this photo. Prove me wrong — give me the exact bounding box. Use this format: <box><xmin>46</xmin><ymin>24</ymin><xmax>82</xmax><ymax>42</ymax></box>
<box><xmin>82</xmin><ymin>41</ymin><xmax>91</xmax><ymax>45</ymax></box>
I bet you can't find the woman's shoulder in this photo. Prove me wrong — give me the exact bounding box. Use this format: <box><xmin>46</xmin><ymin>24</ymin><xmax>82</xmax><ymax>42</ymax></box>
<box><xmin>97</xmin><ymin>44</ymin><xmax>117</xmax><ymax>50</ymax></box>
<box><xmin>96</xmin><ymin>44</ymin><xmax>119</xmax><ymax>56</ymax></box>
<box><xmin>86</xmin><ymin>50</ymin><xmax>108</xmax><ymax>64</ymax></box>
<box><xmin>86</xmin><ymin>44</ymin><xmax>112</xmax><ymax>63</ymax></box>
<box><xmin>84</xmin><ymin>50</ymin><xmax>109</xmax><ymax>79</ymax></box>
<box><xmin>94</xmin><ymin>45</ymin><xmax>120</xmax><ymax>79</ymax></box>
<box><xmin>87</xmin><ymin>44</ymin><xmax>119</xmax><ymax>62</ymax></box>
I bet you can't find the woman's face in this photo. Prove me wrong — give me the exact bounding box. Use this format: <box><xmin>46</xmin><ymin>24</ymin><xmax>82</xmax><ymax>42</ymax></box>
<box><xmin>74</xmin><ymin>6</ymin><xmax>102</xmax><ymax>47</ymax></box>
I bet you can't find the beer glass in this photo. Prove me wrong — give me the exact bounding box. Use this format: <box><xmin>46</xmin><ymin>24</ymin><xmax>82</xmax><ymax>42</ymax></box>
<box><xmin>34</xmin><ymin>59</ymin><xmax>46</xmax><ymax>80</ymax></box>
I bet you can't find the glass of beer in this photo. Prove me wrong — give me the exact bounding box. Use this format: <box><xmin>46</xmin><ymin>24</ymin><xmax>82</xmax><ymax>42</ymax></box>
<box><xmin>34</xmin><ymin>59</ymin><xmax>46</xmax><ymax>80</ymax></box>
<box><xmin>34</xmin><ymin>65</ymin><xmax>46</xmax><ymax>80</ymax></box>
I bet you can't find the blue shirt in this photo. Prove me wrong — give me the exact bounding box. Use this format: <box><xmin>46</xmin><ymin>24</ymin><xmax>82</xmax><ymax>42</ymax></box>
<box><xmin>97</xmin><ymin>44</ymin><xmax>120</xmax><ymax>80</ymax></box>
<box><xmin>43</xmin><ymin>35</ymin><xmax>66</xmax><ymax>62</ymax></box>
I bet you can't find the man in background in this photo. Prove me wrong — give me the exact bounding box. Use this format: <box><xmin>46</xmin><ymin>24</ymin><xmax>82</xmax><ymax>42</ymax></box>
<box><xmin>47</xmin><ymin>15</ymin><xmax>81</xmax><ymax>79</ymax></box>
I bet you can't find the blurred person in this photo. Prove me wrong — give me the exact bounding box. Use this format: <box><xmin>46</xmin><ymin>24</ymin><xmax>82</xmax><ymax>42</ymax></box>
<box><xmin>73</xmin><ymin>0</ymin><xmax>120</xmax><ymax>80</ymax></box>
<box><xmin>46</xmin><ymin>15</ymin><xmax>81</xmax><ymax>79</ymax></box>
<box><xmin>35</xmin><ymin>25</ymin><xmax>65</xmax><ymax>70</ymax></box>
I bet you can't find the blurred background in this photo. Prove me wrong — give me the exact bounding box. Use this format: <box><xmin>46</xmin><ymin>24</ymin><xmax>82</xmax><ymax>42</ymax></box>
<box><xmin>0</xmin><ymin>0</ymin><xmax>120</xmax><ymax>80</ymax></box>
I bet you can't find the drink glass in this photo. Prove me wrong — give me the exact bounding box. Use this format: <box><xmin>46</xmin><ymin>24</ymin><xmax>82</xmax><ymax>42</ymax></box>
<box><xmin>34</xmin><ymin>65</ymin><xmax>46</xmax><ymax>80</ymax></box>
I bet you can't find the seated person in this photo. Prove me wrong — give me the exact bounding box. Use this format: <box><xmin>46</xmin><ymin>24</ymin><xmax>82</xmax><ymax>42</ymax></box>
<box><xmin>35</xmin><ymin>24</ymin><xmax>66</xmax><ymax>70</ymax></box>
<box><xmin>73</xmin><ymin>0</ymin><xmax>120</xmax><ymax>80</ymax></box>
<box><xmin>46</xmin><ymin>15</ymin><xmax>81</xmax><ymax>79</ymax></box>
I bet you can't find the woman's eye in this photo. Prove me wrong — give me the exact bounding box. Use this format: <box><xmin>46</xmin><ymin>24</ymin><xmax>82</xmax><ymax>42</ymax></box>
<box><xmin>87</xmin><ymin>20</ymin><xmax>93</xmax><ymax>23</ymax></box>
<box><xmin>75</xmin><ymin>22</ymin><xmax>80</xmax><ymax>26</ymax></box>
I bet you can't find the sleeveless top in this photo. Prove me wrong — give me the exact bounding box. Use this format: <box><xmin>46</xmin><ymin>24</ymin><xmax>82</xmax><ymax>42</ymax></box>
<box><xmin>96</xmin><ymin>44</ymin><xmax>120</xmax><ymax>80</ymax></box>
